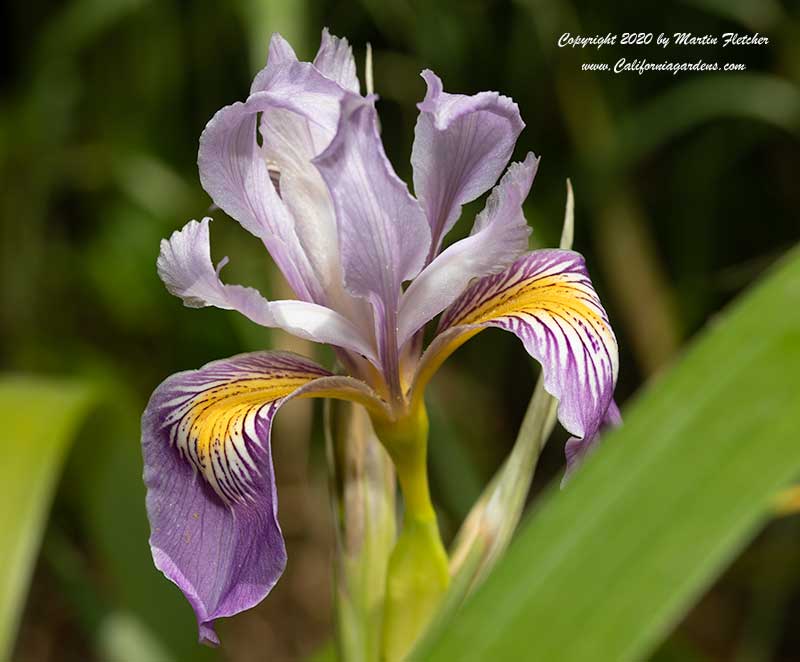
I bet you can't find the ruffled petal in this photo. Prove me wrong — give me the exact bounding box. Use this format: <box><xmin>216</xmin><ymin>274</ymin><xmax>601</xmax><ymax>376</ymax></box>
<box><xmin>203</xmin><ymin>33</ymin><xmax>375</xmax><ymax>336</ymax></box>
<box><xmin>313</xmin><ymin>28</ymin><xmax>360</xmax><ymax>93</ymax></box>
<box><xmin>198</xmin><ymin>36</ymin><xmax>348</xmax><ymax>305</ymax></box>
<box><xmin>397</xmin><ymin>153</ymin><xmax>538</xmax><ymax>346</ymax></box>
<box><xmin>198</xmin><ymin>99</ymin><xmax>317</xmax><ymax>302</ymax></box>
<box><xmin>157</xmin><ymin>218</ymin><xmax>377</xmax><ymax>361</ymax></box>
<box><xmin>142</xmin><ymin>352</ymin><xmax>382</xmax><ymax>644</ymax></box>
<box><xmin>411</xmin><ymin>70</ymin><xmax>525</xmax><ymax>257</ymax></box>
<box><xmin>313</xmin><ymin>93</ymin><xmax>431</xmax><ymax>389</ymax></box>
<box><xmin>416</xmin><ymin>250</ymin><xmax>618</xmax><ymax>452</ymax></box>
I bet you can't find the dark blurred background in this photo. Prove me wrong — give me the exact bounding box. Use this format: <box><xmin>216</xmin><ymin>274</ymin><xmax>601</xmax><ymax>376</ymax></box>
<box><xmin>2</xmin><ymin>0</ymin><xmax>799</xmax><ymax>660</ymax></box>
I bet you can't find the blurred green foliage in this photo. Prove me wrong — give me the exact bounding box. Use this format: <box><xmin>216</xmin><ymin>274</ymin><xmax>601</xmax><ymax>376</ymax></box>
<box><xmin>1</xmin><ymin>0</ymin><xmax>798</xmax><ymax>660</ymax></box>
<box><xmin>0</xmin><ymin>378</ymin><xmax>93</xmax><ymax>661</ymax></box>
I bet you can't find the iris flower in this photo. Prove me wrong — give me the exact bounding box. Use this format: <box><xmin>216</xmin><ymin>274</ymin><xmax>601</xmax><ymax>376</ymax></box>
<box><xmin>142</xmin><ymin>29</ymin><xmax>619</xmax><ymax>645</ymax></box>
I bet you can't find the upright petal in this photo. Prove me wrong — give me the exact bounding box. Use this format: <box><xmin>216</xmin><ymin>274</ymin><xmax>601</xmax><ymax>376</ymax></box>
<box><xmin>250</xmin><ymin>33</ymin><xmax>299</xmax><ymax>94</ymax></box>
<box><xmin>198</xmin><ymin>47</ymin><xmax>346</xmax><ymax>304</ymax></box>
<box><xmin>313</xmin><ymin>28</ymin><xmax>360</xmax><ymax>93</ymax></box>
<box><xmin>143</xmin><ymin>352</ymin><xmax>383</xmax><ymax>644</ymax></box>
<box><xmin>158</xmin><ymin>218</ymin><xmax>377</xmax><ymax>362</ymax></box>
<box><xmin>314</xmin><ymin>94</ymin><xmax>431</xmax><ymax>390</ymax></box>
<box><xmin>254</xmin><ymin>32</ymin><xmax>362</xmax><ymax>311</ymax></box>
<box><xmin>415</xmin><ymin>250</ymin><xmax>618</xmax><ymax>452</ymax></box>
<box><xmin>205</xmin><ymin>33</ymin><xmax>375</xmax><ymax>331</ymax></box>
<box><xmin>398</xmin><ymin>153</ymin><xmax>538</xmax><ymax>346</ymax></box>
<box><xmin>411</xmin><ymin>70</ymin><xmax>524</xmax><ymax>257</ymax></box>
<box><xmin>198</xmin><ymin>98</ymin><xmax>315</xmax><ymax>302</ymax></box>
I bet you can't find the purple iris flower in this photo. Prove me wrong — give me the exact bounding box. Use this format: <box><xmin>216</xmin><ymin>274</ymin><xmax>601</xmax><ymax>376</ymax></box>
<box><xmin>142</xmin><ymin>29</ymin><xmax>618</xmax><ymax>645</ymax></box>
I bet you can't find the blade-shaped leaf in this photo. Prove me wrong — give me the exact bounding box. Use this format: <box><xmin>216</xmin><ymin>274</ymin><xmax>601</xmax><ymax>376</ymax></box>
<box><xmin>0</xmin><ymin>376</ymin><xmax>94</xmax><ymax>661</ymax></box>
<box><xmin>415</xmin><ymin>245</ymin><xmax>800</xmax><ymax>662</ymax></box>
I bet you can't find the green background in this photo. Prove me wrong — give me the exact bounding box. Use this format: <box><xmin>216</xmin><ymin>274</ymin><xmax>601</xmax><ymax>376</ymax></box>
<box><xmin>2</xmin><ymin>0</ymin><xmax>798</xmax><ymax>660</ymax></box>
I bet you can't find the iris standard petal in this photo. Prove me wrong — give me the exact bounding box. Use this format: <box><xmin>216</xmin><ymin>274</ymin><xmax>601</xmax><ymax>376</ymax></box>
<box><xmin>198</xmin><ymin>98</ymin><xmax>318</xmax><ymax>302</ymax></box>
<box><xmin>415</xmin><ymin>249</ymin><xmax>618</xmax><ymax>449</ymax></box>
<box><xmin>255</xmin><ymin>31</ymin><xmax>360</xmax><ymax>304</ymax></box>
<box><xmin>397</xmin><ymin>153</ymin><xmax>538</xmax><ymax>346</ymax></box>
<box><xmin>250</xmin><ymin>33</ymin><xmax>299</xmax><ymax>93</ymax></box>
<box><xmin>198</xmin><ymin>42</ymin><xmax>350</xmax><ymax>302</ymax></box>
<box><xmin>143</xmin><ymin>351</ymin><xmax>383</xmax><ymax>644</ymax></box>
<box><xmin>313</xmin><ymin>28</ymin><xmax>360</xmax><ymax>93</ymax></box>
<box><xmin>313</xmin><ymin>94</ymin><xmax>431</xmax><ymax>389</ymax></box>
<box><xmin>157</xmin><ymin>218</ymin><xmax>377</xmax><ymax>361</ymax></box>
<box><xmin>203</xmin><ymin>32</ymin><xmax>374</xmax><ymax>328</ymax></box>
<box><xmin>255</xmin><ymin>82</ymin><xmax>345</xmax><ymax>308</ymax></box>
<box><xmin>411</xmin><ymin>70</ymin><xmax>525</xmax><ymax>258</ymax></box>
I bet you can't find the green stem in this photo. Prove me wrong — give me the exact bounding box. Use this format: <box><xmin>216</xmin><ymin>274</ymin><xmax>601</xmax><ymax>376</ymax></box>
<box><xmin>371</xmin><ymin>404</ymin><xmax>450</xmax><ymax>661</ymax></box>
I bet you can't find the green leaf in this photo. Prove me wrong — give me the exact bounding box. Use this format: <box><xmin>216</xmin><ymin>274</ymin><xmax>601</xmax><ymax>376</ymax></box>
<box><xmin>415</xmin><ymin>245</ymin><xmax>800</xmax><ymax>662</ymax></box>
<box><xmin>0</xmin><ymin>377</ymin><xmax>94</xmax><ymax>661</ymax></box>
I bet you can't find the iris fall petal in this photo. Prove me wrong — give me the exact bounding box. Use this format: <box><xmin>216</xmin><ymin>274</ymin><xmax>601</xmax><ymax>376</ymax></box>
<box><xmin>418</xmin><ymin>249</ymin><xmax>619</xmax><ymax>450</ymax></box>
<box><xmin>143</xmin><ymin>351</ymin><xmax>380</xmax><ymax>643</ymax></box>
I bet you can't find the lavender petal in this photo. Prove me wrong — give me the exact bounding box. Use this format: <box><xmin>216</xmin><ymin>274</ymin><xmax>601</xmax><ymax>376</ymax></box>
<box><xmin>411</xmin><ymin>70</ymin><xmax>525</xmax><ymax>258</ymax></box>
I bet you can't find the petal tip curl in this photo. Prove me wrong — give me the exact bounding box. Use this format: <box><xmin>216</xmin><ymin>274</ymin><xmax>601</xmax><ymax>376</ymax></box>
<box><xmin>314</xmin><ymin>27</ymin><xmax>360</xmax><ymax>93</ymax></box>
<box><xmin>417</xmin><ymin>68</ymin><xmax>524</xmax><ymax>134</ymax></box>
<box><xmin>157</xmin><ymin>217</ymin><xmax>215</xmax><ymax>308</ymax></box>
<box><xmin>417</xmin><ymin>69</ymin><xmax>444</xmax><ymax>113</ymax></box>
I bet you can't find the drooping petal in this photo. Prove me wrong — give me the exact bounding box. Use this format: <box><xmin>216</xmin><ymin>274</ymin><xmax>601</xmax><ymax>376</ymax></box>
<box><xmin>313</xmin><ymin>28</ymin><xmax>360</xmax><ymax>93</ymax></box>
<box><xmin>397</xmin><ymin>153</ymin><xmax>538</xmax><ymax>346</ymax></box>
<box><xmin>314</xmin><ymin>93</ymin><xmax>431</xmax><ymax>389</ymax></box>
<box><xmin>411</xmin><ymin>70</ymin><xmax>525</xmax><ymax>258</ymax></box>
<box><xmin>157</xmin><ymin>218</ymin><xmax>377</xmax><ymax>362</ymax></box>
<box><xmin>415</xmin><ymin>250</ymin><xmax>618</xmax><ymax>450</ymax></box>
<box><xmin>143</xmin><ymin>351</ymin><xmax>383</xmax><ymax>644</ymax></box>
<box><xmin>564</xmin><ymin>399</ymin><xmax>621</xmax><ymax>481</ymax></box>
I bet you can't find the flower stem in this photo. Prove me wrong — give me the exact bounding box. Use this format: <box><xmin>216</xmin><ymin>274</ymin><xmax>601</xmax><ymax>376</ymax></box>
<box><xmin>372</xmin><ymin>404</ymin><xmax>450</xmax><ymax>661</ymax></box>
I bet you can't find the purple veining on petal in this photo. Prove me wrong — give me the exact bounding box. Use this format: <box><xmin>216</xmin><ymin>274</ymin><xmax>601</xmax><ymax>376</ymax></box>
<box><xmin>143</xmin><ymin>353</ymin><xmax>312</xmax><ymax>644</ymax></box>
<box><xmin>398</xmin><ymin>153</ymin><xmax>538</xmax><ymax>346</ymax></box>
<box><xmin>411</xmin><ymin>69</ymin><xmax>525</xmax><ymax>260</ymax></box>
<box><xmin>143</xmin><ymin>352</ymin><xmax>380</xmax><ymax>644</ymax></box>
<box><xmin>313</xmin><ymin>93</ymin><xmax>431</xmax><ymax>397</ymax></box>
<box><xmin>423</xmin><ymin>249</ymin><xmax>619</xmax><ymax>465</ymax></box>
